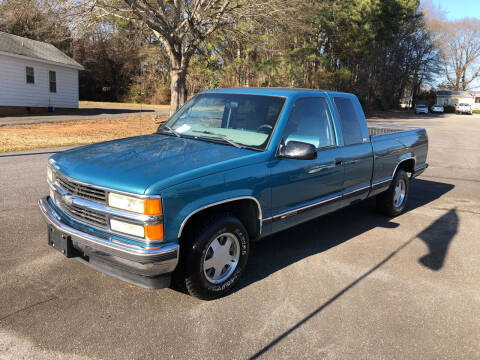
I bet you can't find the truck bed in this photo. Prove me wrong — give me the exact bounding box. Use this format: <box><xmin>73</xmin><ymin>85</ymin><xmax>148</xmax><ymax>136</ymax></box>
<box><xmin>367</xmin><ymin>125</ymin><xmax>429</xmax><ymax>189</ymax></box>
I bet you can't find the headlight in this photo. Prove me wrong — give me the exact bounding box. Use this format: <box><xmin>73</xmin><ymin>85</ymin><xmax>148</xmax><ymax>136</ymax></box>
<box><xmin>47</xmin><ymin>166</ymin><xmax>54</xmax><ymax>183</ymax></box>
<box><xmin>107</xmin><ymin>192</ymin><xmax>162</xmax><ymax>215</ymax></box>
<box><xmin>108</xmin><ymin>192</ymin><xmax>144</xmax><ymax>213</ymax></box>
<box><xmin>109</xmin><ymin>219</ymin><xmax>164</xmax><ymax>241</ymax></box>
<box><xmin>110</xmin><ymin>219</ymin><xmax>145</xmax><ymax>238</ymax></box>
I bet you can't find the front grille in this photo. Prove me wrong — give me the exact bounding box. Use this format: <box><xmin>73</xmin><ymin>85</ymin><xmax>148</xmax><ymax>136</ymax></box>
<box><xmin>57</xmin><ymin>175</ymin><xmax>107</xmax><ymax>203</ymax></box>
<box><xmin>60</xmin><ymin>201</ymin><xmax>108</xmax><ymax>228</ymax></box>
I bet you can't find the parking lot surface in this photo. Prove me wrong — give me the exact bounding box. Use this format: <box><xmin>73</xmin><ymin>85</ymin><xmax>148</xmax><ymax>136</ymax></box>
<box><xmin>1</xmin><ymin>113</ymin><xmax>479</xmax><ymax>359</ymax></box>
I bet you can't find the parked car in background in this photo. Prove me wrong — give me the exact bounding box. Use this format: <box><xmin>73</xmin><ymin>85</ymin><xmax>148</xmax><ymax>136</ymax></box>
<box><xmin>39</xmin><ymin>88</ymin><xmax>429</xmax><ymax>300</ymax></box>
<box><xmin>456</xmin><ymin>103</ymin><xmax>473</xmax><ymax>115</ymax></box>
<box><xmin>431</xmin><ymin>104</ymin><xmax>444</xmax><ymax>113</ymax></box>
<box><xmin>415</xmin><ymin>104</ymin><xmax>428</xmax><ymax>114</ymax></box>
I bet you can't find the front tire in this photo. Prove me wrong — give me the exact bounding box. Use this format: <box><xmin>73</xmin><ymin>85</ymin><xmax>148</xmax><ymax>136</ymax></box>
<box><xmin>376</xmin><ymin>169</ymin><xmax>409</xmax><ymax>216</ymax></box>
<box><xmin>182</xmin><ymin>216</ymin><xmax>249</xmax><ymax>300</ymax></box>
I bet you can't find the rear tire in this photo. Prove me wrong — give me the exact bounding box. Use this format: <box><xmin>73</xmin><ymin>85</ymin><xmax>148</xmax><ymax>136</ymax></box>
<box><xmin>376</xmin><ymin>169</ymin><xmax>409</xmax><ymax>216</ymax></box>
<box><xmin>182</xmin><ymin>215</ymin><xmax>249</xmax><ymax>300</ymax></box>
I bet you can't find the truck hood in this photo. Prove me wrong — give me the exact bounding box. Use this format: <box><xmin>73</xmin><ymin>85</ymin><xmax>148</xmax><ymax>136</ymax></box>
<box><xmin>49</xmin><ymin>134</ymin><xmax>257</xmax><ymax>194</ymax></box>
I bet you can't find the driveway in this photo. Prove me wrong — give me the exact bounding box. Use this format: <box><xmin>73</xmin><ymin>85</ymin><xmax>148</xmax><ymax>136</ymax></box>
<box><xmin>0</xmin><ymin>102</ymin><xmax>169</xmax><ymax>127</ymax></box>
<box><xmin>0</xmin><ymin>113</ymin><xmax>479</xmax><ymax>359</ymax></box>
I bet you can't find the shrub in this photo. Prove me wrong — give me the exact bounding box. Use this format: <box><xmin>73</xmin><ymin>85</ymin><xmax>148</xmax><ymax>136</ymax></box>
<box><xmin>150</xmin><ymin>85</ymin><xmax>171</xmax><ymax>105</ymax></box>
<box><xmin>444</xmin><ymin>105</ymin><xmax>456</xmax><ymax>113</ymax></box>
<box><xmin>473</xmin><ymin>110</ymin><xmax>480</xmax><ymax>114</ymax></box>
<box><xmin>124</xmin><ymin>78</ymin><xmax>170</xmax><ymax>105</ymax></box>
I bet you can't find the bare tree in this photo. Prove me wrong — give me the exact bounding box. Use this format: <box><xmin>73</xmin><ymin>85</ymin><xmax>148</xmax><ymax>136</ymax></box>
<box><xmin>91</xmin><ymin>0</ymin><xmax>273</xmax><ymax>114</ymax></box>
<box><xmin>0</xmin><ymin>0</ymin><xmax>71</xmax><ymax>45</ymax></box>
<box><xmin>436</xmin><ymin>19</ymin><xmax>480</xmax><ymax>91</ymax></box>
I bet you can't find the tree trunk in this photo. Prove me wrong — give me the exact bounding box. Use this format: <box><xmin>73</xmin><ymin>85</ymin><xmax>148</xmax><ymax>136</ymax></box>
<box><xmin>245</xmin><ymin>52</ymin><xmax>250</xmax><ymax>87</ymax></box>
<box><xmin>169</xmin><ymin>68</ymin><xmax>186</xmax><ymax>116</ymax></box>
<box><xmin>236</xmin><ymin>45</ymin><xmax>242</xmax><ymax>86</ymax></box>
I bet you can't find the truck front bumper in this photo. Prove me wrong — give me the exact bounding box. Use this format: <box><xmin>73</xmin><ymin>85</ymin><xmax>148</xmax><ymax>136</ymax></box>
<box><xmin>38</xmin><ymin>197</ymin><xmax>179</xmax><ymax>289</ymax></box>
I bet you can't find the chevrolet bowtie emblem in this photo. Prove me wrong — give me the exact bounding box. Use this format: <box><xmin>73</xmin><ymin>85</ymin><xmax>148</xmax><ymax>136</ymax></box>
<box><xmin>62</xmin><ymin>194</ymin><xmax>75</xmax><ymax>206</ymax></box>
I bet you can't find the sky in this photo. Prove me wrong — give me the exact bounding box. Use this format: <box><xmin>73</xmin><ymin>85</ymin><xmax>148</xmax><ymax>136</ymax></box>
<box><xmin>432</xmin><ymin>0</ymin><xmax>480</xmax><ymax>20</ymax></box>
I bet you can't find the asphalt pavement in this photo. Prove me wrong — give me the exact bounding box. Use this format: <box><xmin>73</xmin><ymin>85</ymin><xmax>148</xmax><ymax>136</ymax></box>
<box><xmin>0</xmin><ymin>113</ymin><xmax>479</xmax><ymax>359</ymax></box>
<box><xmin>0</xmin><ymin>103</ymin><xmax>169</xmax><ymax>127</ymax></box>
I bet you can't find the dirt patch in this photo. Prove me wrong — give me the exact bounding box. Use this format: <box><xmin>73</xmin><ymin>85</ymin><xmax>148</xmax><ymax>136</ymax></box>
<box><xmin>79</xmin><ymin>101</ymin><xmax>169</xmax><ymax>109</ymax></box>
<box><xmin>0</xmin><ymin>115</ymin><xmax>166</xmax><ymax>153</ymax></box>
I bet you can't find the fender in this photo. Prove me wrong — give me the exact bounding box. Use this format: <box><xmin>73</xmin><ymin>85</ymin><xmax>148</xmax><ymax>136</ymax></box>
<box><xmin>176</xmin><ymin>195</ymin><xmax>263</xmax><ymax>239</ymax></box>
<box><xmin>392</xmin><ymin>154</ymin><xmax>416</xmax><ymax>177</ymax></box>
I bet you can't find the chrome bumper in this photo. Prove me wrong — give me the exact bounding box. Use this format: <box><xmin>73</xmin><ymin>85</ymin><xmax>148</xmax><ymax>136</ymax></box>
<box><xmin>38</xmin><ymin>197</ymin><xmax>179</xmax><ymax>289</ymax></box>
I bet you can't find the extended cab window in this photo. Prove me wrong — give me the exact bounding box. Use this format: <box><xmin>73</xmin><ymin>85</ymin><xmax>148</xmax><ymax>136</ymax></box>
<box><xmin>282</xmin><ymin>97</ymin><xmax>335</xmax><ymax>149</ymax></box>
<box><xmin>160</xmin><ymin>93</ymin><xmax>285</xmax><ymax>150</ymax></box>
<box><xmin>333</xmin><ymin>97</ymin><xmax>363</xmax><ymax>145</ymax></box>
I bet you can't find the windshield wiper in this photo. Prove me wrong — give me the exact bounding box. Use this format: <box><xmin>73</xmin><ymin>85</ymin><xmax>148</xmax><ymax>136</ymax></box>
<box><xmin>191</xmin><ymin>130</ymin><xmax>245</xmax><ymax>148</ymax></box>
<box><xmin>160</xmin><ymin>125</ymin><xmax>181</xmax><ymax>138</ymax></box>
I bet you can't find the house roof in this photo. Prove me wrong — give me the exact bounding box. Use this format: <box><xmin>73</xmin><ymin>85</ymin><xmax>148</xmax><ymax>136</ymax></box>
<box><xmin>0</xmin><ymin>31</ymin><xmax>83</xmax><ymax>70</ymax></box>
<box><xmin>436</xmin><ymin>90</ymin><xmax>472</xmax><ymax>97</ymax></box>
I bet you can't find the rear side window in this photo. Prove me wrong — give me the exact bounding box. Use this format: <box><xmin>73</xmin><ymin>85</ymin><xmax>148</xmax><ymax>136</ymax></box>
<box><xmin>333</xmin><ymin>97</ymin><xmax>363</xmax><ymax>146</ymax></box>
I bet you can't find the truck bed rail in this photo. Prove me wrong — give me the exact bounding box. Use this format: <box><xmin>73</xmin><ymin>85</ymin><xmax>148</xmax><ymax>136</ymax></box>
<box><xmin>368</xmin><ymin>127</ymin><xmax>407</xmax><ymax>136</ymax></box>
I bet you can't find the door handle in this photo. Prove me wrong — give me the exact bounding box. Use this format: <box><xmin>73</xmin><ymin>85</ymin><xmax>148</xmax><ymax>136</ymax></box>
<box><xmin>307</xmin><ymin>159</ymin><xmax>342</xmax><ymax>174</ymax></box>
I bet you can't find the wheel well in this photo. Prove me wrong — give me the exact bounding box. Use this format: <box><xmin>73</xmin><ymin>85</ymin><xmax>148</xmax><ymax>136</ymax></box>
<box><xmin>397</xmin><ymin>158</ymin><xmax>415</xmax><ymax>174</ymax></box>
<box><xmin>179</xmin><ymin>199</ymin><xmax>261</xmax><ymax>243</ymax></box>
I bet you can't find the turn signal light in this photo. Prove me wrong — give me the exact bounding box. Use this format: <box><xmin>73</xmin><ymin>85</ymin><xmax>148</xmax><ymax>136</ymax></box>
<box><xmin>144</xmin><ymin>198</ymin><xmax>163</xmax><ymax>215</ymax></box>
<box><xmin>145</xmin><ymin>224</ymin><xmax>164</xmax><ymax>241</ymax></box>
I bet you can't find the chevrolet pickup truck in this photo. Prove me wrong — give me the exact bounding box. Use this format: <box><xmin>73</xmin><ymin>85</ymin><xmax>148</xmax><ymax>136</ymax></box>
<box><xmin>39</xmin><ymin>88</ymin><xmax>428</xmax><ymax>300</ymax></box>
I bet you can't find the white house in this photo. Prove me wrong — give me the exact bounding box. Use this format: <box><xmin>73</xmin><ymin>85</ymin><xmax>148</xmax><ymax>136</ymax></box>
<box><xmin>471</xmin><ymin>91</ymin><xmax>480</xmax><ymax>110</ymax></box>
<box><xmin>0</xmin><ymin>32</ymin><xmax>84</xmax><ymax>115</ymax></box>
<box><xmin>435</xmin><ymin>90</ymin><xmax>479</xmax><ymax>109</ymax></box>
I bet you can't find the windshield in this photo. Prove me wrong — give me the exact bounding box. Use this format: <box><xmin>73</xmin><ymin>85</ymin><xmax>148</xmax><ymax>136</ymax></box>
<box><xmin>158</xmin><ymin>93</ymin><xmax>285</xmax><ymax>150</ymax></box>
<box><xmin>417</xmin><ymin>104</ymin><xmax>426</xmax><ymax>108</ymax></box>
<box><xmin>459</xmin><ymin>103</ymin><xmax>469</xmax><ymax>106</ymax></box>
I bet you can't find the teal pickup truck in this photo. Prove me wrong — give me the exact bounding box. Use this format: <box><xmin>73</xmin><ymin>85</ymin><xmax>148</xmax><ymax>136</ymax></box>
<box><xmin>39</xmin><ymin>88</ymin><xmax>428</xmax><ymax>300</ymax></box>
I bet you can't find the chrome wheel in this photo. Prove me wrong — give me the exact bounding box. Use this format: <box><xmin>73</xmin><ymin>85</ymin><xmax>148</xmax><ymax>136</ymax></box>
<box><xmin>203</xmin><ymin>232</ymin><xmax>240</xmax><ymax>284</ymax></box>
<box><xmin>394</xmin><ymin>178</ymin><xmax>406</xmax><ymax>209</ymax></box>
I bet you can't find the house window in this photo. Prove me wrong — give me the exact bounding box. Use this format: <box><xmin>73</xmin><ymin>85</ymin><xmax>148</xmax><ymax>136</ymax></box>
<box><xmin>49</xmin><ymin>71</ymin><xmax>56</xmax><ymax>93</ymax></box>
<box><xmin>476</xmin><ymin>97</ymin><xmax>480</xmax><ymax>103</ymax></box>
<box><xmin>26</xmin><ymin>67</ymin><xmax>34</xmax><ymax>84</ymax></box>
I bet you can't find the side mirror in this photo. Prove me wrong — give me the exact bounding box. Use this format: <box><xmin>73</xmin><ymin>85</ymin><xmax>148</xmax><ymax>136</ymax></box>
<box><xmin>278</xmin><ymin>141</ymin><xmax>317</xmax><ymax>160</ymax></box>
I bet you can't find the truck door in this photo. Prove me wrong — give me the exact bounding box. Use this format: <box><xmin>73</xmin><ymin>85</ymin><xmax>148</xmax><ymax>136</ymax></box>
<box><xmin>332</xmin><ymin>96</ymin><xmax>373</xmax><ymax>205</ymax></box>
<box><xmin>269</xmin><ymin>97</ymin><xmax>344</xmax><ymax>233</ymax></box>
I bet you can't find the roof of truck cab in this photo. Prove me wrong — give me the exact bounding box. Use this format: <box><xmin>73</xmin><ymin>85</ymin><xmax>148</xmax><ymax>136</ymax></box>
<box><xmin>200</xmin><ymin>87</ymin><xmax>354</xmax><ymax>97</ymax></box>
